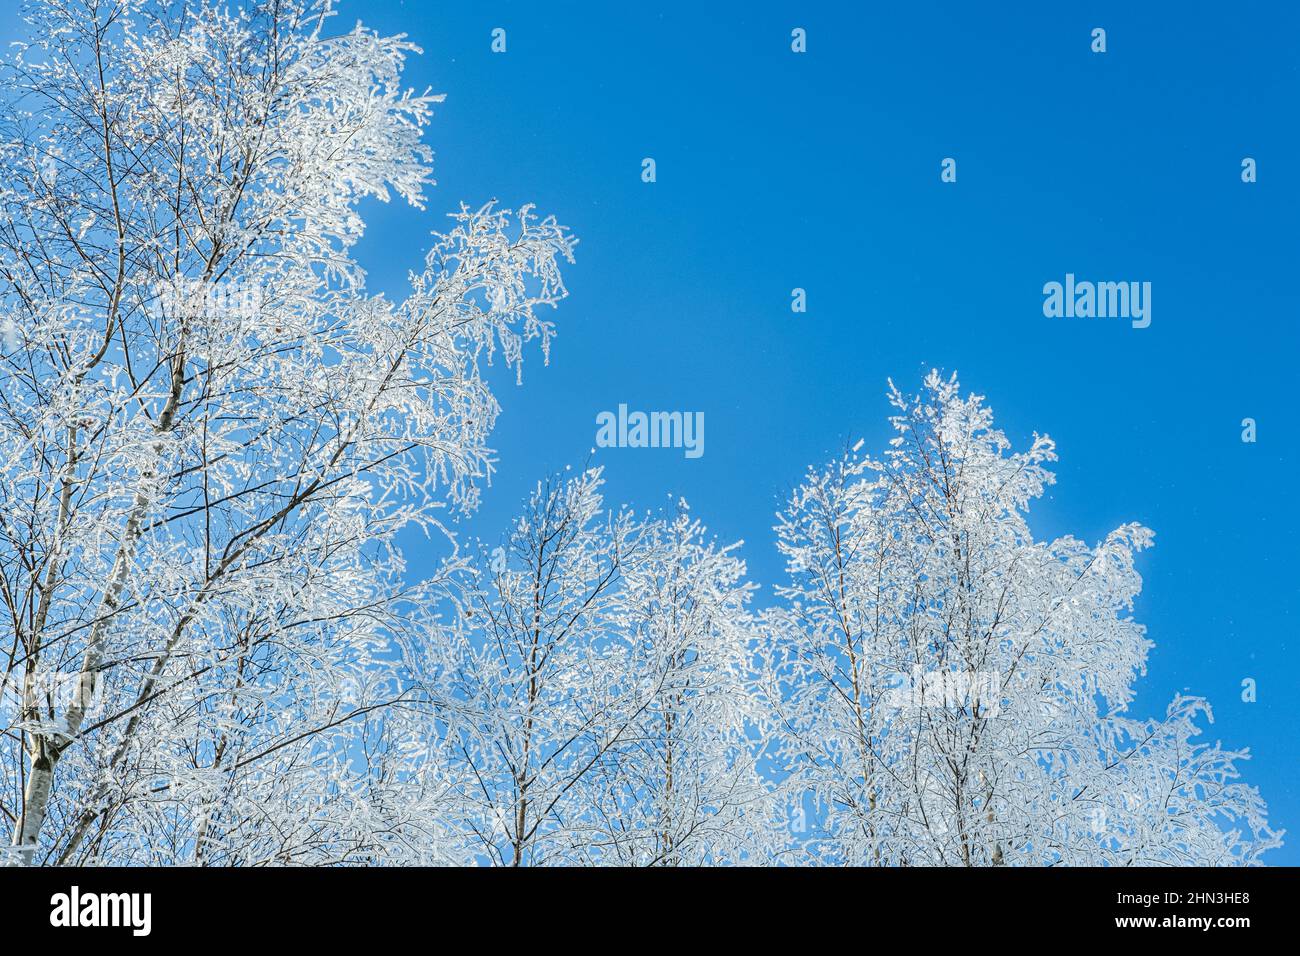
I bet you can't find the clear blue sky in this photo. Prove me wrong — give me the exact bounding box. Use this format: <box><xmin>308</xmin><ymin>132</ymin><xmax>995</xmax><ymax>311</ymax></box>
<box><xmin>5</xmin><ymin>0</ymin><xmax>1296</xmax><ymax>861</ymax></box>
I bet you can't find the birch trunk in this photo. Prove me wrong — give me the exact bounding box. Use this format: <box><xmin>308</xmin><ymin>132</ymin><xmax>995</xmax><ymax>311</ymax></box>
<box><xmin>9</xmin><ymin>353</ymin><xmax>184</xmax><ymax>863</ymax></box>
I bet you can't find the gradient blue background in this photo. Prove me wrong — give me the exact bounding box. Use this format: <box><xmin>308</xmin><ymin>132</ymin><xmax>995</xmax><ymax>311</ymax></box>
<box><xmin>5</xmin><ymin>0</ymin><xmax>1295</xmax><ymax>861</ymax></box>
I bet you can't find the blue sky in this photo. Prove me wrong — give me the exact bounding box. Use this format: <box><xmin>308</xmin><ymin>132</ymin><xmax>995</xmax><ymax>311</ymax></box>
<box><xmin>5</xmin><ymin>0</ymin><xmax>1296</xmax><ymax>860</ymax></box>
<box><xmin>341</xmin><ymin>0</ymin><xmax>1299</xmax><ymax>858</ymax></box>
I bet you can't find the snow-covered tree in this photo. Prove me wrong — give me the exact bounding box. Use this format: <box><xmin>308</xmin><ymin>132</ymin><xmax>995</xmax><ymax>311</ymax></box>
<box><xmin>0</xmin><ymin>0</ymin><xmax>1276</xmax><ymax>871</ymax></box>
<box><xmin>591</xmin><ymin>494</ymin><xmax>779</xmax><ymax>865</ymax></box>
<box><xmin>435</xmin><ymin>469</ymin><xmax>776</xmax><ymax>865</ymax></box>
<box><xmin>757</xmin><ymin>372</ymin><xmax>1281</xmax><ymax>866</ymax></box>
<box><xmin>0</xmin><ymin>0</ymin><xmax>574</xmax><ymax>864</ymax></box>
